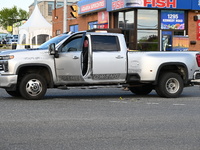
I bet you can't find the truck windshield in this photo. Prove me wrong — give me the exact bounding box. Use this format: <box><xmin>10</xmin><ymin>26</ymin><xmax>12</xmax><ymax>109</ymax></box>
<box><xmin>39</xmin><ymin>34</ymin><xmax>69</xmax><ymax>49</ymax></box>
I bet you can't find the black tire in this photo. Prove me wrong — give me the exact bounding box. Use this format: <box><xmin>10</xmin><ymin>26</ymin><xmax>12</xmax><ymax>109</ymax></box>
<box><xmin>6</xmin><ymin>89</ymin><xmax>21</xmax><ymax>97</ymax></box>
<box><xmin>155</xmin><ymin>72</ymin><xmax>183</xmax><ymax>98</ymax></box>
<box><xmin>19</xmin><ymin>74</ymin><xmax>47</xmax><ymax>100</ymax></box>
<box><xmin>129</xmin><ymin>85</ymin><xmax>153</xmax><ymax>95</ymax></box>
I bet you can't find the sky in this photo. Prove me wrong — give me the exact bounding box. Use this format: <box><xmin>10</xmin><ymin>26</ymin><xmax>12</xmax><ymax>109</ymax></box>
<box><xmin>0</xmin><ymin>0</ymin><xmax>33</xmax><ymax>11</ymax></box>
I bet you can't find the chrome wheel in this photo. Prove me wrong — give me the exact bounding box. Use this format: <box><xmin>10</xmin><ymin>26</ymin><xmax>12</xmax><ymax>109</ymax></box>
<box><xmin>155</xmin><ymin>72</ymin><xmax>183</xmax><ymax>98</ymax></box>
<box><xmin>165</xmin><ymin>78</ymin><xmax>180</xmax><ymax>94</ymax></box>
<box><xmin>26</xmin><ymin>79</ymin><xmax>42</xmax><ymax>96</ymax></box>
<box><xmin>20</xmin><ymin>74</ymin><xmax>47</xmax><ymax>100</ymax></box>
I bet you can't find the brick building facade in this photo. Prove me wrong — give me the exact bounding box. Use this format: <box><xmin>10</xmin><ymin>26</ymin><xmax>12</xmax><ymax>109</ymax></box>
<box><xmin>188</xmin><ymin>11</ymin><xmax>200</xmax><ymax>51</ymax></box>
<box><xmin>52</xmin><ymin>6</ymin><xmax>98</xmax><ymax>37</ymax></box>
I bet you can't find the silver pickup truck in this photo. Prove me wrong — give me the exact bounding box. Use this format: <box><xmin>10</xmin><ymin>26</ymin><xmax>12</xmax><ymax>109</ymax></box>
<box><xmin>0</xmin><ymin>31</ymin><xmax>200</xmax><ymax>100</ymax></box>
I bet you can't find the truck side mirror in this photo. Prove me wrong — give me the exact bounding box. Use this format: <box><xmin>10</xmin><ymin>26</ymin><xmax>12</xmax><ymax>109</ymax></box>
<box><xmin>49</xmin><ymin>43</ymin><xmax>56</xmax><ymax>55</ymax></box>
<box><xmin>49</xmin><ymin>43</ymin><xmax>59</xmax><ymax>58</ymax></box>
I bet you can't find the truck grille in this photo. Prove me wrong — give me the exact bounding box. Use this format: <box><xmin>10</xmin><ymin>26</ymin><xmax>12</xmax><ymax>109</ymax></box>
<box><xmin>0</xmin><ymin>61</ymin><xmax>8</xmax><ymax>71</ymax></box>
<box><xmin>0</xmin><ymin>64</ymin><xmax>3</xmax><ymax>71</ymax></box>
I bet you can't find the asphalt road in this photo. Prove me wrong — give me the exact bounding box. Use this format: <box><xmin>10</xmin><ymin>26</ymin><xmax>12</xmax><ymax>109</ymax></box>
<box><xmin>0</xmin><ymin>86</ymin><xmax>200</xmax><ymax>150</ymax></box>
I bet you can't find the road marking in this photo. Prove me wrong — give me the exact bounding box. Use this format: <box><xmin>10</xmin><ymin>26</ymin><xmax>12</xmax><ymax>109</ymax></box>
<box><xmin>80</xmin><ymin>100</ymin><xmax>186</xmax><ymax>106</ymax></box>
<box><xmin>173</xmin><ymin>104</ymin><xmax>186</xmax><ymax>106</ymax></box>
<box><xmin>80</xmin><ymin>100</ymin><xmax>92</xmax><ymax>102</ymax></box>
<box><xmin>121</xmin><ymin>101</ymin><xmax>128</xmax><ymax>103</ymax></box>
<box><xmin>109</xmin><ymin>101</ymin><xmax>128</xmax><ymax>103</ymax></box>
<box><xmin>147</xmin><ymin>103</ymin><xmax>159</xmax><ymax>105</ymax></box>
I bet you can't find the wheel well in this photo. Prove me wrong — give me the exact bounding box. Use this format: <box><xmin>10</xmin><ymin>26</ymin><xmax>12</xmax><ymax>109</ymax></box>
<box><xmin>17</xmin><ymin>65</ymin><xmax>53</xmax><ymax>88</ymax></box>
<box><xmin>156</xmin><ymin>64</ymin><xmax>188</xmax><ymax>85</ymax></box>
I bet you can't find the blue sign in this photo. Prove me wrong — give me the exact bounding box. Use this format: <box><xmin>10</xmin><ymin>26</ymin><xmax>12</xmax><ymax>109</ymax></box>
<box><xmin>78</xmin><ymin>0</ymin><xmax>200</xmax><ymax>14</ymax></box>
<box><xmin>77</xmin><ymin>0</ymin><xmax>106</xmax><ymax>14</ymax></box>
<box><xmin>192</xmin><ymin>0</ymin><xmax>200</xmax><ymax>10</ymax></box>
<box><xmin>106</xmin><ymin>0</ymin><xmax>200</xmax><ymax>12</ymax></box>
<box><xmin>161</xmin><ymin>10</ymin><xmax>185</xmax><ymax>29</ymax></box>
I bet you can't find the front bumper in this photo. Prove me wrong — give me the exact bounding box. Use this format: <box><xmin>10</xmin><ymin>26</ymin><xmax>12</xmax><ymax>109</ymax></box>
<box><xmin>0</xmin><ymin>74</ymin><xmax>17</xmax><ymax>87</ymax></box>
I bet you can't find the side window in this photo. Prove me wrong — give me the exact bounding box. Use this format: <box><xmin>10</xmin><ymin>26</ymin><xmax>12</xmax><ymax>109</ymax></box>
<box><xmin>91</xmin><ymin>35</ymin><xmax>120</xmax><ymax>51</ymax></box>
<box><xmin>61</xmin><ymin>37</ymin><xmax>82</xmax><ymax>52</ymax></box>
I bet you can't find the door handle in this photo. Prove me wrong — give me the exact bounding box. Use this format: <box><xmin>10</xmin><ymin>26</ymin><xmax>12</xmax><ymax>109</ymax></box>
<box><xmin>116</xmin><ymin>55</ymin><xmax>123</xmax><ymax>59</ymax></box>
<box><xmin>73</xmin><ymin>56</ymin><xmax>79</xmax><ymax>59</ymax></box>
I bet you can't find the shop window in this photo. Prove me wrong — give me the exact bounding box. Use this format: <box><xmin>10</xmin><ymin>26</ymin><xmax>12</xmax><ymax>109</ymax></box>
<box><xmin>118</xmin><ymin>11</ymin><xmax>135</xmax><ymax>50</ymax></box>
<box><xmin>70</xmin><ymin>25</ymin><xmax>79</xmax><ymax>32</ymax></box>
<box><xmin>118</xmin><ymin>12</ymin><xmax>125</xmax><ymax>28</ymax></box>
<box><xmin>174</xmin><ymin>31</ymin><xmax>185</xmax><ymax>36</ymax></box>
<box><xmin>138</xmin><ymin>10</ymin><xmax>158</xmax><ymax>29</ymax></box>
<box><xmin>88</xmin><ymin>21</ymin><xmax>98</xmax><ymax>30</ymax></box>
<box><xmin>118</xmin><ymin>11</ymin><xmax>134</xmax><ymax>29</ymax></box>
<box><xmin>125</xmin><ymin>11</ymin><xmax>134</xmax><ymax>29</ymax></box>
<box><xmin>137</xmin><ymin>30</ymin><xmax>158</xmax><ymax>51</ymax></box>
<box><xmin>137</xmin><ymin>10</ymin><xmax>158</xmax><ymax>51</ymax></box>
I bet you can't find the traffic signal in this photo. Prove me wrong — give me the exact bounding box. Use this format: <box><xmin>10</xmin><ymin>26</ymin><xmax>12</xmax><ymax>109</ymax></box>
<box><xmin>70</xmin><ymin>5</ymin><xmax>78</xmax><ymax>18</ymax></box>
<box><xmin>7</xmin><ymin>26</ymin><xmax>13</xmax><ymax>32</ymax></box>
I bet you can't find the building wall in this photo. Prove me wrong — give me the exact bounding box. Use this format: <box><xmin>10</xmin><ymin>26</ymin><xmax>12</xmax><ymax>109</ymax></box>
<box><xmin>188</xmin><ymin>11</ymin><xmax>200</xmax><ymax>51</ymax></box>
<box><xmin>68</xmin><ymin>13</ymin><xmax>98</xmax><ymax>31</ymax></box>
<box><xmin>52</xmin><ymin>7</ymin><xmax>98</xmax><ymax>37</ymax></box>
<box><xmin>52</xmin><ymin>7</ymin><xmax>64</xmax><ymax>36</ymax></box>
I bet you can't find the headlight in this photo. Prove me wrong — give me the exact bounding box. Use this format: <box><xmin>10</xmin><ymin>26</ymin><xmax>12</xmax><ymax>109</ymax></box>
<box><xmin>0</xmin><ymin>55</ymin><xmax>14</xmax><ymax>60</ymax></box>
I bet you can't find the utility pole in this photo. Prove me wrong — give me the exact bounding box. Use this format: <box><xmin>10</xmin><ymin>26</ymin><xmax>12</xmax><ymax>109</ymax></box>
<box><xmin>34</xmin><ymin>0</ymin><xmax>37</xmax><ymax>6</ymax></box>
<box><xmin>63</xmin><ymin>0</ymin><xmax>67</xmax><ymax>33</ymax></box>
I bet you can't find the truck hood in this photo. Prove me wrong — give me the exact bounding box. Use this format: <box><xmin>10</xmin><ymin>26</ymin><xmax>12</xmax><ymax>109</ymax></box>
<box><xmin>0</xmin><ymin>48</ymin><xmax>47</xmax><ymax>55</ymax></box>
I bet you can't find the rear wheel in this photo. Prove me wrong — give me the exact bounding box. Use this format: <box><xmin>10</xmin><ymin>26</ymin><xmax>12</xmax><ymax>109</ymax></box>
<box><xmin>19</xmin><ymin>74</ymin><xmax>47</xmax><ymax>100</ymax></box>
<box><xmin>155</xmin><ymin>72</ymin><xmax>183</xmax><ymax>98</ymax></box>
<box><xmin>129</xmin><ymin>85</ymin><xmax>153</xmax><ymax>95</ymax></box>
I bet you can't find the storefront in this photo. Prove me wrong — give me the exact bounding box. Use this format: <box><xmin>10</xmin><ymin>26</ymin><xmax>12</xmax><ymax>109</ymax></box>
<box><xmin>106</xmin><ymin>0</ymin><xmax>200</xmax><ymax>51</ymax></box>
<box><xmin>77</xmin><ymin>0</ymin><xmax>109</xmax><ymax>30</ymax></box>
<box><xmin>72</xmin><ymin>0</ymin><xmax>200</xmax><ymax>51</ymax></box>
<box><xmin>110</xmin><ymin>6</ymin><xmax>188</xmax><ymax>51</ymax></box>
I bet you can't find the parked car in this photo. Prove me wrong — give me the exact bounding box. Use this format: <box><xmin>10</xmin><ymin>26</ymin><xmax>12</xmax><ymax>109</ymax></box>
<box><xmin>6</xmin><ymin>39</ymin><xmax>18</xmax><ymax>45</ymax></box>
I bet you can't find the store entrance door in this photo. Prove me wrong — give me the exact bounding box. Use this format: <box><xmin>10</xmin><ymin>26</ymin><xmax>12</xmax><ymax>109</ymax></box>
<box><xmin>161</xmin><ymin>30</ymin><xmax>185</xmax><ymax>51</ymax></box>
<box><xmin>162</xmin><ymin>31</ymin><xmax>172</xmax><ymax>51</ymax></box>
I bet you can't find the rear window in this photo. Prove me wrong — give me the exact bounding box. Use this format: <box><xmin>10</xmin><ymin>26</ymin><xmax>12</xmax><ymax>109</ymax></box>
<box><xmin>91</xmin><ymin>35</ymin><xmax>120</xmax><ymax>51</ymax></box>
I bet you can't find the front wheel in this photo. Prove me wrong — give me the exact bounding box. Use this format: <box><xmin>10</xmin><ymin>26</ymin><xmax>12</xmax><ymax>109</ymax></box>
<box><xmin>19</xmin><ymin>74</ymin><xmax>47</xmax><ymax>100</ymax></box>
<box><xmin>155</xmin><ymin>72</ymin><xmax>183</xmax><ymax>98</ymax></box>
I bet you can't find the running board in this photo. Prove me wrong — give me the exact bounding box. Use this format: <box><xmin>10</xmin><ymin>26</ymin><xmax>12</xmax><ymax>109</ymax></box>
<box><xmin>57</xmin><ymin>84</ymin><xmax>123</xmax><ymax>90</ymax></box>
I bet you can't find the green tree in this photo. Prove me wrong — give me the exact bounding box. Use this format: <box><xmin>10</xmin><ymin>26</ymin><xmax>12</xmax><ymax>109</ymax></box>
<box><xmin>0</xmin><ymin>6</ymin><xmax>28</xmax><ymax>33</ymax></box>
